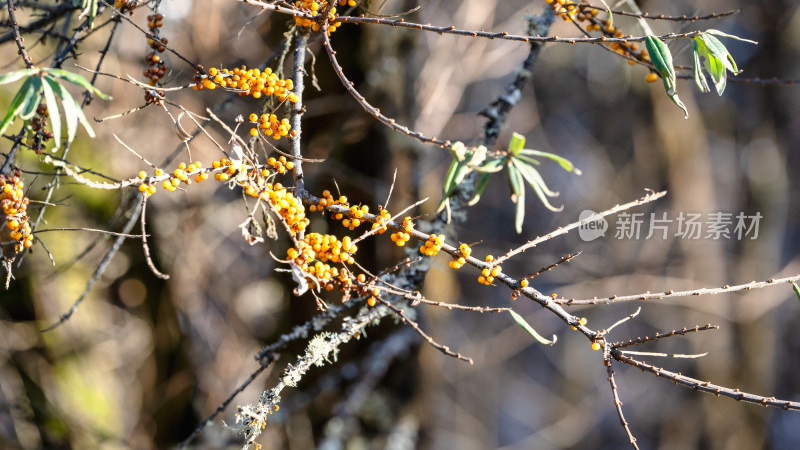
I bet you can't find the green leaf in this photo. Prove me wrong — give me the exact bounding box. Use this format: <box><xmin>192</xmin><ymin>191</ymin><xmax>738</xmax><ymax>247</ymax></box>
<box><xmin>19</xmin><ymin>77</ymin><xmax>43</xmax><ymax>121</ymax></box>
<box><xmin>700</xmin><ymin>33</ymin><xmax>738</xmax><ymax>75</ymax></box>
<box><xmin>467</xmin><ymin>158</ymin><xmax>504</xmax><ymax>206</ymax></box>
<box><xmin>41</xmin><ymin>77</ymin><xmax>62</xmax><ymax>150</ymax></box>
<box><xmin>514</xmin><ymin>159</ymin><xmax>559</xmax><ymax>197</ymax></box>
<box><xmin>705</xmin><ymin>29</ymin><xmax>758</xmax><ymax>45</ymax></box>
<box><xmin>692</xmin><ymin>39</ymin><xmax>710</xmax><ymax>93</ymax></box>
<box><xmin>0</xmin><ymin>68</ymin><xmax>38</xmax><ymax>86</ymax></box>
<box><xmin>793</xmin><ymin>282</ymin><xmax>800</xmax><ymax>303</ymax></box>
<box><xmin>0</xmin><ymin>77</ymin><xmax>35</xmax><ymax>136</ymax></box>
<box><xmin>62</xmin><ymin>87</ymin><xmax>95</xmax><ymax>138</ymax></box>
<box><xmin>646</xmin><ymin>35</ymin><xmax>688</xmax><ymax>118</ymax></box>
<box><xmin>468</xmin><ymin>172</ymin><xmax>492</xmax><ymax>206</ymax></box>
<box><xmin>47</xmin><ymin>68</ymin><xmax>111</xmax><ymax>100</ymax></box>
<box><xmin>645</xmin><ymin>36</ymin><xmax>675</xmax><ymax>82</ymax></box>
<box><xmin>512</xmin><ymin>158</ymin><xmax>563</xmax><ymax>213</ymax></box>
<box><xmin>508</xmin><ymin>132</ymin><xmax>525</xmax><ymax>157</ymax></box>
<box><xmin>49</xmin><ymin>80</ymin><xmax>79</xmax><ymax>144</ymax></box>
<box><xmin>509</xmin><ymin>310</ymin><xmax>557</xmax><ymax>346</ymax></box>
<box><xmin>510</xmin><ymin>165</ymin><xmax>525</xmax><ymax>233</ymax></box>
<box><xmin>519</xmin><ymin>149</ymin><xmax>579</xmax><ymax>173</ymax></box>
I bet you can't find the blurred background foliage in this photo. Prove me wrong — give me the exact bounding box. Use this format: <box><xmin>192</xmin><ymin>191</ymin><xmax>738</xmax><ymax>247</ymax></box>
<box><xmin>1</xmin><ymin>0</ymin><xmax>799</xmax><ymax>448</ymax></box>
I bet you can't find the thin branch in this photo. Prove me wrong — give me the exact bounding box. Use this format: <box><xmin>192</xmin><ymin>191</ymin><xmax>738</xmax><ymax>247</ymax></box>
<box><xmin>6</xmin><ymin>0</ymin><xmax>37</xmax><ymax>68</ymax></box>
<box><xmin>140</xmin><ymin>194</ymin><xmax>169</xmax><ymax>279</ymax></box>
<box><xmin>376</xmin><ymin>297</ymin><xmax>472</xmax><ymax>364</ymax></box>
<box><xmin>613</xmin><ymin>350</ymin><xmax>800</xmax><ymax>411</ymax></box>
<box><xmin>556</xmin><ymin>274</ymin><xmax>800</xmax><ymax>305</ymax></box>
<box><xmin>320</xmin><ymin>22</ymin><xmax>451</xmax><ymax>147</ymax></box>
<box><xmin>605</xmin><ymin>359</ymin><xmax>640</xmax><ymax>449</ymax></box>
<box><xmin>334</xmin><ymin>15</ymin><xmax>705</xmax><ymax>44</ymax></box>
<box><xmin>493</xmin><ymin>190</ymin><xmax>667</xmax><ymax>266</ymax></box>
<box><xmin>610</xmin><ymin>325</ymin><xmax>719</xmax><ymax>349</ymax></box>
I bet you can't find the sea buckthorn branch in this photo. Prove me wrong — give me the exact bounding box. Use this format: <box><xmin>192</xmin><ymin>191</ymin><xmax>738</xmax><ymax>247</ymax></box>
<box><xmin>289</xmin><ymin>30</ymin><xmax>308</xmax><ymax>197</ymax></box>
<box><xmin>375</xmin><ymin>296</ymin><xmax>473</xmax><ymax>363</ymax></box>
<box><xmin>320</xmin><ymin>23</ymin><xmax>451</xmax><ymax>147</ymax></box>
<box><xmin>492</xmin><ymin>190</ymin><xmax>667</xmax><ymax>266</ymax></box>
<box><xmin>580</xmin><ymin>4</ymin><xmax>739</xmax><ymax>22</ymax></box>
<box><xmin>611</xmin><ymin>349</ymin><xmax>800</xmax><ymax>411</ymax></box>
<box><xmin>609</xmin><ymin>324</ymin><xmax>720</xmax><ymax>349</ymax></box>
<box><xmin>604</xmin><ymin>357</ymin><xmax>639</xmax><ymax>450</ymax></box>
<box><xmin>333</xmin><ymin>15</ymin><xmax>705</xmax><ymax>44</ymax></box>
<box><xmin>553</xmin><ymin>273</ymin><xmax>800</xmax><ymax>305</ymax></box>
<box><xmin>0</xmin><ymin>2</ymin><xmax>79</xmax><ymax>45</ymax></box>
<box><xmin>6</xmin><ymin>0</ymin><xmax>35</xmax><ymax>68</ymax></box>
<box><xmin>313</xmin><ymin>200</ymin><xmax>593</xmax><ymax>338</ymax></box>
<box><xmin>101</xmin><ymin>0</ymin><xmax>204</xmax><ymax>74</ymax></box>
<box><xmin>139</xmin><ymin>194</ymin><xmax>169</xmax><ymax>279</ymax></box>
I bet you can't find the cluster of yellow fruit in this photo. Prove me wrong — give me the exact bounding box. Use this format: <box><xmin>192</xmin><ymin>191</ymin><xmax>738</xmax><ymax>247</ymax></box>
<box><xmin>370</xmin><ymin>207</ymin><xmax>392</xmax><ymax>234</ymax></box>
<box><xmin>419</xmin><ymin>234</ymin><xmax>445</xmax><ymax>257</ymax></box>
<box><xmin>447</xmin><ymin>243</ymin><xmax>472</xmax><ymax>269</ymax></box>
<box><xmin>477</xmin><ymin>255</ymin><xmax>501</xmax><ymax>286</ymax></box>
<box><xmin>309</xmin><ymin>190</ymin><xmax>345</xmax><ymax>213</ymax></box>
<box><xmin>340</xmin><ymin>205</ymin><xmax>370</xmax><ymax>230</ymax></box>
<box><xmin>266</xmin><ymin>155</ymin><xmax>295</xmax><ymax>174</ymax></box>
<box><xmin>248</xmin><ymin>113</ymin><xmax>294</xmax><ymax>141</ymax></box>
<box><xmin>193</xmin><ymin>66</ymin><xmax>299</xmax><ymax>103</ymax></box>
<box><xmin>259</xmin><ymin>182</ymin><xmax>311</xmax><ymax>233</ymax></box>
<box><xmin>389</xmin><ymin>217</ymin><xmax>414</xmax><ymax>246</ymax></box>
<box><xmin>293</xmin><ymin>1</ymin><xmax>342</xmax><ymax>34</ymax></box>
<box><xmin>136</xmin><ymin>161</ymin><xmax>209</xmax><ymax>196</ymax></box>
<box><xmin>1</xmin><ymin>175</ymin><xmax>32</xmax><ymax>253</ymax></box>
<box><xmin>287</xmin><ymin>233</ymin><xmax>358</xmax><ymax>286</ymax></box>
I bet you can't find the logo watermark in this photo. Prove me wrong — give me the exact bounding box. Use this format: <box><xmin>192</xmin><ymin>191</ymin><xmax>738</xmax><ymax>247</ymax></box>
<box><xmin>578</xmin><ymin>211</ymin><xmax>762</xmax><ymax>242</ymax></box>
<box><xmin>578</xmin><ymin>210</ymin><xmax>608</xmax><ymax>241</ymax></box>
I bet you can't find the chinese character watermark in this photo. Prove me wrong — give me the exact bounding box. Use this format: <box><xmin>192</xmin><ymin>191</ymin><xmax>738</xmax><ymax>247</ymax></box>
<box><xmin>578</xmin><ymin>211</ymin><xmax>762</xmax><ymax>242</ymax></box>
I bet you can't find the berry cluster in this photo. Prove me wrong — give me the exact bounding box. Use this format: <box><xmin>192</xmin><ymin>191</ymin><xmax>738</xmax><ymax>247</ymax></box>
<box><xmin>477</xmin><ymin>255</ymin><xmax>501</xmax><ymax>286</ymax></box>
<box><xmin>266</xmin><ymin>155</ymin><xmax>295</xmax><ymax>174</ymax></box>
<box><xmin>248</xmin><ymin>113</ymin><xmax>294</xmax><ymax>141</ymax></box>
<box><xmin>143</xmin><ymin>13</ymin><xmax>169</xmax><ymax>95</ymax></box>
<box><xmin>293</xmin><ymin>1</ymin><xmax>342</xmax><ymax>34</ymax></box>
<box><xmin>1</xmin><ymin>174</ymin><xmax>32</xmax><ymax>253</ymax></box>
<box><xmin>419</xmin><ymin>234</ymin><xmax>445</xmax><ymax>257</ymax></box>
<box><xmin>447</xmin><ymin>243</ymin><xmax>472</xmax><ymax>269</ymax></box>
<box><xmin>193</xmin><ymin>67</ymin><xmax>298</xmax><ymax>103</ymax></box>
<box><xmin>369</xmin><ymin>207</ymin><xmax>391</xmax><ymax>234</ymax></box>
<box><xmin>389</xmin><ymin>217</ymin><xmax>414</xmax><ymax>246</ymax></box>
<box><xmin>340</xmin><ymin>205</ymin><xmax>370</xmax><ymax>230</ymax></box>
<box><xmin>26</xmin><ymin>104</ymin><xmax>54</xmax><ymax>153</ymax></box>
<box><xmin>259</xmin><ymin>182</ymin><xmax>311</xmax><ymax>233</ymax></box>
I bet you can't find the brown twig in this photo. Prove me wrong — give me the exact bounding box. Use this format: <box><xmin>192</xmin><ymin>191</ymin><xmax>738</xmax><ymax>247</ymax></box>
<box><xmin>6</xmin><ymin>0</ymin><xmax>38</xmax><ymax>68</ymax></box>
<box><xmin>555</xmin><ymin>274</ymin><xmax>800</xmax><ymax>305</ymax></box>
<box><xmin>612</xmin><ymin>350</ymin><xmax>800</xmax><ymax>411</ymax></box>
